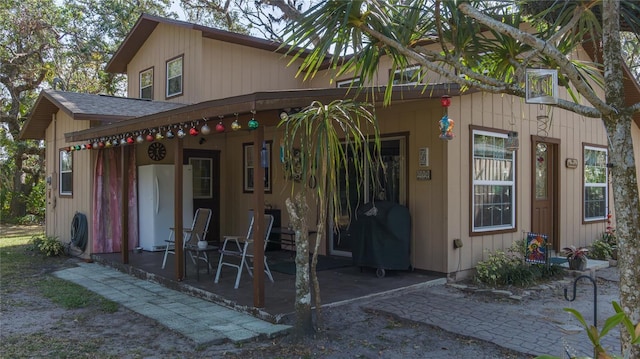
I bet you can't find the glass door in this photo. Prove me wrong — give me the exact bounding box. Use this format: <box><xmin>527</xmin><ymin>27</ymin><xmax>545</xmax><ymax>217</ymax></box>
<box><xmin>330</xmin><ymin>137</ymin><xmax>406</xmax><ymax>256</ymax></box>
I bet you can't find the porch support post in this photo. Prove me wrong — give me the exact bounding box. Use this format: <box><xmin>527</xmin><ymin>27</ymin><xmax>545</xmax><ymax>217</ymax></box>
<box><xmin>174</xmin><ymin>138</ymin><xmax>185</xmax><ymax>281</ymax></box>
<box><xmin>252</xmin><ymin>121</ymin><xmax>266</xmax><ymax>308</ymax></box>
<box><xmin>121</xmin><ymin>146</ymin><xmax>130</xmax><ymax>264</ymax></box>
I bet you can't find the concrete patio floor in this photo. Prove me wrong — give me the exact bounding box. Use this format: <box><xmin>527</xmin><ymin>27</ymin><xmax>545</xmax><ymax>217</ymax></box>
<box><xmin>93</xmin><ymin>249</ymin><xmax>445</xmax><ymax>323</ymax></box>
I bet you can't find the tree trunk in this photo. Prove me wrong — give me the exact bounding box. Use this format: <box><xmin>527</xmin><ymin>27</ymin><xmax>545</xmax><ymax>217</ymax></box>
<box><xmin>604</xmin><ymin>112</ymin><xmax>640</xmax><ymax>357</ymax></box>
<box><xmin>602</xmin><ymin>1</ymin><xmax>640</xmax><ymax>356</ymax></box>
<box><xmin>9</xmin><ymin>148</ymin><xmax>28</xmax><ymax>218</ymax></box>
<box><xmin>286</xmin><ymin>193</ymin><xmax>314</xmax><ymax>338</ymax></box>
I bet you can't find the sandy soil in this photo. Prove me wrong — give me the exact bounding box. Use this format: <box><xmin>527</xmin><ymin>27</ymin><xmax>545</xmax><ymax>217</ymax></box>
<box><xmin>0</xmin><ymin>242</ymin><xmax>620</xmax><ymax>359</ymax></box>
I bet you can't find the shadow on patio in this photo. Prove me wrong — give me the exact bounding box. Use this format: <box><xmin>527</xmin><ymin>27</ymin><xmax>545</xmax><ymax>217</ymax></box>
<box><xmin>93</xmin><ymin>249</ymin><xmax>445</xmax><ymax>323</ymax></box>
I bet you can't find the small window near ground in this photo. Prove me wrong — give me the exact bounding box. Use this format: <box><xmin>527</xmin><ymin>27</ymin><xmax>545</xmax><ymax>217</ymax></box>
<box><xmin>166</xmin><ymin>56</ymin><xmax>183</xmax><ymax>98</ymax></box>
<box><xmin>59</xmin><ymin>150</ymin><xmax>73</xmax><ymax>196</ymax></box>
<box><xmin>471</xmin><ymin>128</ymin><xmax>516</xmax><ymax>233</ymax></box>
<box><xmin>139</xmin><ymin>67</ymin><xmax>153</xmax><ymax>99</ymax></box>
<box><xmin>584</xmin><ymin>145</ymin><xmax>608</xmax><ymax>221</ymax></box>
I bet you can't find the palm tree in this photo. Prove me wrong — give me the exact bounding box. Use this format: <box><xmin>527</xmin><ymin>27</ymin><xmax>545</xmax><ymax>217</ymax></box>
<box><xmin>279</xmin><ymin>99</ymin><xmax>381</xmax><ymax>337</ymax></box>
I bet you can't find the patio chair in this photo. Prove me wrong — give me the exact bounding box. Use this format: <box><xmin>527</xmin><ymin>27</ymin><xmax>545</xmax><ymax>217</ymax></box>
<box><xmin>162</xmin><ymin>208</ymin><xmax>212</xmax><ymax>270</ymax></box>
<box><xmin>214</xmin><ymin>213</ymin><xmax>274</xmax><ymax>289</ymax></box>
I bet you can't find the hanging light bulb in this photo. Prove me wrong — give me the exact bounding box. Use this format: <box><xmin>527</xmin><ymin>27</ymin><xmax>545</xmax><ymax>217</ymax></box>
<box><xmin>146</xmin><ymin>133</ymin><xmax>154</xmax><ymax>142</ymax></box>
<box><xmin>200</xmin><ymin>118</ymin><xmax>211</xmax><ymax>135</ymax></box>
<box><xmin>120</xmin><ymin>137</ymin><xmax>127</xmax><ymax>146</ymax></box>
<box><xmin>248</xmin><ymin>117</ymin><xmax>259</xmax><ymax>130</ymax></box>
<box><xmin>231</xmin><ymin>113</ymin><xmax>241</xmax><ymax>131</ymax></box>
<box><xmin>177</xmin><ymin>128</ymin><xmax>186</xmax><ymax>138</ymax></box>
<box><xmin>248</xmin><ymin>111</ymin><xmax>258</xmax><ymax>130</ymax></box>
<box><xmin>112</xmin><ymin>138</ymin><xmax>120</xmax><ymax>147</ymax></box>
<box><xmin>136</xmin><ymin>134</ymin><xmax>144</xmax><ymax>143</ymax></box>
<box><xmin>216</xmin><ymin>121</ymin><xmax>225</xmax><ymax>133</ymax></box>
<box><xmin>165</xmin><ymin>128</ymin><xmax>175</xmax><ymax>139</ymax></box>
<box><xmin>105</xmin><ymin>140</ymin><xmax>112</xmax><ymax>148</ymax></box>
<box><xmin>189</xmin><ymin>126</ymin><xmax>199</xmax><ymax>136</ymax></box>
<box><xmin>98</xmin><ymin>141</ymin><xmax>105</xmax><ymax>148</ymax></box>
<box><xmin>93</xmin><ymin>141</ymin><xmax>99</xmax><ymax>149</ymax></box>
<box><xmin>86</xmin><ymin>143</ymin><xmax>92</xmax><ymax>150</ymax></box>
<box><xmin>155</xmin><ymin>131</ymin><xmax>164</xmax><ymax>140</ymax></box>
<box><xmin>126</xmin><ymin>136</ymin><xmax>134</xmax><ymax>144</ymax></box>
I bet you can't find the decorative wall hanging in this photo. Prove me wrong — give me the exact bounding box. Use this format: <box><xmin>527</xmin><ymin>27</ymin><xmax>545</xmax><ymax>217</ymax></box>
<box><xmin>525</xmin><ymin>69</ymin><xmax>558</xmax><ymax>104</ymax></box>
<box><xmin>439</xmin><ymin>95</ymin><xmax>455</xmax><ymax>140</ymax></box>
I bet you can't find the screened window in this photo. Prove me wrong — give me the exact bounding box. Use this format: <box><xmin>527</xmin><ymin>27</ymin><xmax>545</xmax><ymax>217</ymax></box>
<box><xmin>472</xmin><ymin>129</ymin><xmax>516</xmax><ymax>232</ymax></box>
<box><xmin>166</xmin><ymin>56</ymin><xmax>183</xmax><ymax>98</ymax></box>
<box><xmin>59</xmin><ymin>150</ymin><xmax>73</xmax><ymax>196</ymax></box>
<box><xmin>584</xmin><ymin>145</ymin><xmax>608</xmax><ymax>221</ymax></box>
<box><xmin>139</xmin><ymin>68</ymin><xmax>153</xmax><ymax>99</ymax></box>
<box><xmin>392</xmin><ymin>65</ymin><xmax>422</xmax><ymax>85</ymax></box>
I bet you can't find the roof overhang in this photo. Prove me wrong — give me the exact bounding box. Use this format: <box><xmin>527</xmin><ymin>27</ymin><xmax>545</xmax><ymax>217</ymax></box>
<box><xmin>65</xmin><ymin>84</ymin><xmax>467</xmax><ymax>142</ymax></box>
<box><xmin>19</xmin><ymin>91</ymin><xmax>135</xmax><ymax>140</ymax></box>
<box><xmin>106</xmin><ymin>13</ymin><xmax>311</xmax><ymax>74</ymax></box>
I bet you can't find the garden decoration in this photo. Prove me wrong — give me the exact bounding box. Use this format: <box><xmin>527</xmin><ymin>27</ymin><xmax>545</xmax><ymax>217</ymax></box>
<box><xmin>439</xmin><ymin>95</ymin><xmax>454</xmax><ymax>140</ymax></box>
<box><xmin>525</xmin><ymin>232</ymin><xmax>548</xmax><ymax>264</ymax></box>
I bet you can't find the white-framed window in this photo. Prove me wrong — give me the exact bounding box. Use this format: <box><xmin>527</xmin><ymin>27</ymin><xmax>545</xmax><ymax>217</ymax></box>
<box><xmin>337</xmin><ymin>77</ymin><xmax>361</xmax><ymax>88</ymax></box>
<box><xmin>471</xmin><ymin>129</ymin><xmax>516</xmax><ymax>233</ymax></box>
<box><xmin>392</xmin><ymin>65</ymin><xmax>422</xmax><ymax>85</ymax></box>
<box><xmin>189</xmin><ymin>157</ymin><xmax>213</xmax><ymax>199</ymax></box>
<box><xmin>166</xmin><ymin>56</ymin><xmax>183</xmax><ymax>98</ymax></box>
<box><xmin>584</xmin><ymin>145</ymin><xmax>608</xmax><ymax>221</ymax></box>
<box><xmin>59</xmin><ymin>150</ymin><xmax>73</xmax><ymax>196</ymax></box>
<box><xmin>139</xmin><ymin>67</ymin><xmax>153</xmax><ymax>99</ymax></box>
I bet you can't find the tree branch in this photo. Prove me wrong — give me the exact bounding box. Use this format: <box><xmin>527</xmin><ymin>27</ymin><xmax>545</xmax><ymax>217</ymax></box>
<box><xmin>458</xmin><ymin>2</ymin><xmax>613</xmax><ymax>116</ymax></box>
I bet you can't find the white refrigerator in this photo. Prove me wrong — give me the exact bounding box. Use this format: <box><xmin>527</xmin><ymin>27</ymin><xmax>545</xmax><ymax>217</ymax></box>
<box><xmin>138</xmin><ymin>164</ymin><xmax>194</xmax><ymax>251</ymax></box>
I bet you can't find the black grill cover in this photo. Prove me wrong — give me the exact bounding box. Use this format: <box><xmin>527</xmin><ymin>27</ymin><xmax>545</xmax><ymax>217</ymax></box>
<box><xmin>351</xmin><ymin>201</ymin><xmax>411</xmax><ymax>271</ymax></box>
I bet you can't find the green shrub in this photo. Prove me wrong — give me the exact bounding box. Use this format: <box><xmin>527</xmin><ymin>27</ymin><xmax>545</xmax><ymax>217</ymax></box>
<box><xmin>475</xmin><ymin>244</ymin><xmax>564</xmax><ymax>287</ymax></box>
<box><xmin>589</xmin><ymin>239</ymin><xmax>612</xmax><ymax>260</ymax></box>
<box><xmin>29</xmin><ymin>235</ymin><xmax>66</xmax><ymax>257</ymax></box>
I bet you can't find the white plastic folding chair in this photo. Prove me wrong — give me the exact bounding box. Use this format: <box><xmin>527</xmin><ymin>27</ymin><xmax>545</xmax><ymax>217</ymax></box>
<box><xmin>162</xmin><ymin>208</ymin><xmax>212</xmax><ymax>270</ymax></box>
<box><xmin>214</xmin><ymin>213</ymin><xmax>274</xmax><ymax>289</ymax></box>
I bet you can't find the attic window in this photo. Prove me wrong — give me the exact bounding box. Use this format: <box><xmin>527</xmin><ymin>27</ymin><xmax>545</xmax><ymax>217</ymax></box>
<box><xmin>140</xmin><ymin>67</ymin><xmax>153</xmax><ymax>100</ymax></box>
<box><xmin>166</xmin><ymin>55</ymin><xmax>183</xmax><ymax>98</ymax></box>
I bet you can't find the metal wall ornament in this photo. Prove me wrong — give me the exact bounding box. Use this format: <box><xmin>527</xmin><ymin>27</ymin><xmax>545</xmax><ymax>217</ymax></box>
<box><xmin>525</xmin><ymin>69</ymin><xmax>558</xmax><ymax>104</ymax></box>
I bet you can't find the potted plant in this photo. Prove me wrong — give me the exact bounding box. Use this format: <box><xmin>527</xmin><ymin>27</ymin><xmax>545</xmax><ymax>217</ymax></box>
<box><xmin>563</xmin><ymin>246</ymin><xmax>589</xmax><ymax>271</ymax></box>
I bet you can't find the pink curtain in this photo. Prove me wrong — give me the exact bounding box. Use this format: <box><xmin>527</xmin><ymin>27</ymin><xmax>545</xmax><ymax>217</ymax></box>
<box><xmin>92</xmin><ymin>147</ymin><xmax>138</xmax><ymax>253</ymax></box>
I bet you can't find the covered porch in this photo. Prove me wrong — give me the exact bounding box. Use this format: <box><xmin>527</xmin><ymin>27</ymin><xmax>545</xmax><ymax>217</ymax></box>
<box><xmin>92</xmin><ymin>248</ymin><xmax>444</xmax><ymax>323</ymax></box>
<box><xmin>66</xmin><ymin>85</ymin><xmax>460</xmax><ymax>311</ymax></box>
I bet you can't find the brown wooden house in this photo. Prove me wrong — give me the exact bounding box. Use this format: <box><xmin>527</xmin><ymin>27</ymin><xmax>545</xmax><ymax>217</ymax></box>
<box><xmin>20</xmin><ymin>14</ymin><xmax>640</xmax><ymax>295</ymax></box>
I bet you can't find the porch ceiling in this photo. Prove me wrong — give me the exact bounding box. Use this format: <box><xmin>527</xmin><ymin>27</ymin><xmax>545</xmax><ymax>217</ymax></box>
<box><xmin>64</xmin><ymin>85</ymin><xmax>465</xmax><ymax>142</ymax></box>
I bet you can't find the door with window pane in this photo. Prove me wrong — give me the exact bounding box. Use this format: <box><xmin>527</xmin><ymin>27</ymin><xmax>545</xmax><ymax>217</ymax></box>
<box><xmin>184</xmin><ymin>150</ymin><xmax>220</xmax><ymax>245</ymax></box>
<box><xmin>531</xmin><ymin>138</ymin><xmax>559</xmax><ymax>251</ymax></box>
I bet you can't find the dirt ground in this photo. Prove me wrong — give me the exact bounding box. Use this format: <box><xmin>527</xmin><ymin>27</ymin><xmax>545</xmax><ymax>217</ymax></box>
<box><xmin>1</xmin><ymin>282</ymin><xmax>534</xmax><ymax>359</ymax></box>
<box><xmin>0</xmin><ymin>232</ymin><xmax>620</xmax><ymax>359</ymax></box>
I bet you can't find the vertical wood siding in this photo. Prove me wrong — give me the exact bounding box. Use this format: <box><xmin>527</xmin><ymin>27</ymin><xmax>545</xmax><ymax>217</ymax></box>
<box><xmin>45</xmin><ymin>112</ymin><xmax>92</xmax><ymax>255</ymax></box>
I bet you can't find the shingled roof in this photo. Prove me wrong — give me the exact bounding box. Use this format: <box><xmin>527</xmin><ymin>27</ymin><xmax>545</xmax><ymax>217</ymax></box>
<box><xmin>19</xmin><ymin>90</ymin><xmax>186</xmax><ymax>140</ymax></box>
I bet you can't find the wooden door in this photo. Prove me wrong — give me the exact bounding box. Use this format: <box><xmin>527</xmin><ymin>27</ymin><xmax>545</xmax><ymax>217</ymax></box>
<box><xmin>531</xmin><ymin>138</ymin><xmax>559</xmax><ymax>251</ymax></box>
